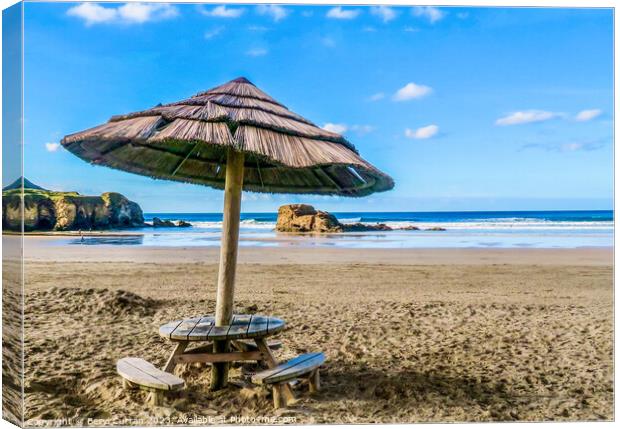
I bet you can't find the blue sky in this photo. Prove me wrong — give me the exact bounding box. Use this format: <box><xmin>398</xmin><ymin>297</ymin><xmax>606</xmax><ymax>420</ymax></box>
<box><xmin>17</xmin><ymin>2</ymin><xmax>613</xmax><ymax>212</ymax></box>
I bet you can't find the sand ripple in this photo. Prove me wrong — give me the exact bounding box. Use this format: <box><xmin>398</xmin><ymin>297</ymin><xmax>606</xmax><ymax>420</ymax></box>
<box><xmin>21</xmin><ymin>260</ymin><xmax>613</xmax><ymax>424</ymax></box>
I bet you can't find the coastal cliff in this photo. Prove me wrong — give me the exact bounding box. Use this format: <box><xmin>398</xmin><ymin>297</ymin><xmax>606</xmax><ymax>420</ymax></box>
<box><xmin>2</xmin><ymin>179</ymin><xmax>144</xmax><ymax>231</ymax></box>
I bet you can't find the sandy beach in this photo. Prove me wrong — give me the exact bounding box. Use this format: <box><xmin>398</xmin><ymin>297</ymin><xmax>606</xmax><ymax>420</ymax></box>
<box><xmin>4</xmin><ymin>237</ymin><xmax>610</xmax><ymax>425</ymax></box>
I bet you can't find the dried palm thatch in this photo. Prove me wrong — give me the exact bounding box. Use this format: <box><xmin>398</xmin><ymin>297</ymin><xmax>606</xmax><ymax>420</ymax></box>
<box><xmin>62</xmin><ymin>77</ymin><xmax>394</xmax><ymax>196</ymax></box>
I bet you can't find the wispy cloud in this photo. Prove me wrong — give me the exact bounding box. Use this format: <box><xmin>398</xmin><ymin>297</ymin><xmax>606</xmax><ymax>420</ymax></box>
<box><xmin>326</xmin><ymin>7</ymin><xmax>360</xmax><ymax>20</ymax></box>
<box><xmin>521</xmin><ymin>139</ymin><xmax>607</xmax><ymax>152</ymax></box>
<box><xmin>322</xmin><ymin>123</ymin><xmax>375</xmax><ymax>135</ymax></box>
<box><xmin>371</xmin><ymin>6</ymin><xmax>397</xmax><ymax>23</ymax></box>
<box><xmin>67</xmin><ymin>2</ymin><xmax>178</xmax><ymax>25</ymax></box>
<box><xmin>248</xmin><ymin>25</ymin><xmax>269</xmax><ymax>32</ymax></box>
<box><xmin>246</xmin><ymin>47</ymin><xmax>268</xmax><ymax>57</ymax></box>
<box><xmin>404</xmin><ymin>26</ymin><xmax>420</xmax><ymax>33</ymax></box>
<box><xmin>368</xmin><ymin>92</ymin><xmax>385</xmax><ymax>101</ymax></box>
<box><xmin>496</xmin><ymin>110</ymin><xmax>560</xmax><ymax>126</ymax></box>
<box><xmin>322</xmin><ymin>123</ymin><xmax>348</xmax><ymax>134</ymax></box>
<box><xmin>575</xmin><ymin>109</ymin><xmax>602</xmax><ymax>122</ymax></box>
<box><xmin>256</xmin><ymin>5</ymin><xmax>289</xmax><ymax>22</ymax></box>
<box><xmin>199</xmin><ymin>5</ymin><xmax>244</xmax><ymax>18</ymax></box>
<box><xmin>412</xmin><ymin>6</ymin><xmax>445</xmax><ymax>24</ymax></box>
<box><xmin>393</xmin><ymin>82</ymin><xmax>433</xmax><ymax>101</ymax></box>
<box><xmin>351</xmin><ymin>124</ymin><xmax>376</xmax><ymax>135</ymax></box>
<box><xmin>321</xmin><ymin>37</ymin><xmax>336</xmax><ymax>47</ymax></box>
<box><xmin>45</xmin><ymin>142</ymin><xmax>61</xmax><ymax>152</ymax></box>
<box><xmin>204</xmin><ymin>26</ymin><xmax>224</xmax><ymax>40</ymax></box>
<box><xmin>405</xmin><ymin>125</ymin><xmax>439</xmax><ymax>139</ymax></box>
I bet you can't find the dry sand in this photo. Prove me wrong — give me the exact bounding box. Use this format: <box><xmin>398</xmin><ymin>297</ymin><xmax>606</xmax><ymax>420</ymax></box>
<box><xmin>4</xmin><ymin>238</ymin><xmax>614</xmax><ymax>424</ymax></box>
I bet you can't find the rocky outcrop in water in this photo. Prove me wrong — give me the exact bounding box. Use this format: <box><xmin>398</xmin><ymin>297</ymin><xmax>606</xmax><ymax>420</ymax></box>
<box><xmin>343</xmin><ymin>222</ymin><xmax>392</xmax><ymax>232</ymax></box>
<box><xmin>2</xmin><ymin>180</ymin><xmax>144</xmax><ymax>231</ymax></box>
<box><xmin>275</xmin><ymin>204</ymin><xmax>343</xmax><ymax>233</ymax></box>
<box><xmin>150</xmin><ymin>217</ymin><xmax>192</xmax><ymax>228</ymax></box>
<box><xmin>275</xmin><ymin>204</ymin><xmax>446</xmax><ymax>233</ymax></box>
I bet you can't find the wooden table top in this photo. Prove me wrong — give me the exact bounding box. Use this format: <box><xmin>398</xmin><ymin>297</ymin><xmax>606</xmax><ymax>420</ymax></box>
<box><xmin>159</xmin><ymin>314</ymin><xmax>285</xmax><ymax>342</ymax></box>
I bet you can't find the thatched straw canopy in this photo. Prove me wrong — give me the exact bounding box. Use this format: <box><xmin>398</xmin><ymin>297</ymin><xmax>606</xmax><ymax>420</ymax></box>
<box><xmin>62</xmin><ymin>77</ymin><xmax>394</xmax><ymax>196</ymax></box>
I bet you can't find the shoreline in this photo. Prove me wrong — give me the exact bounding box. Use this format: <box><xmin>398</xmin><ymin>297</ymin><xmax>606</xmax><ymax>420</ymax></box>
<box><xmin>10</xmin><ymin>236</ymin><xmax>612</xmax><ymax>266</ymax></box>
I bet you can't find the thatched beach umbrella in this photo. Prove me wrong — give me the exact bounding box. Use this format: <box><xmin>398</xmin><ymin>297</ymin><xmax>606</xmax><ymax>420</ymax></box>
<box><xmin>62</xmin><ymin>77</ymin><xmax>394</xmax><ymax>388</ymax></box>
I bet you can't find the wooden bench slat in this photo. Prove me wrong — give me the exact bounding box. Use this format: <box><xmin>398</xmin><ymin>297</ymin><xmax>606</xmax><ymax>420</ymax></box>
<box><xmin>158</xmin><ymin>319</ymin><xmax>183</xmax><ymax>338</ymax></box>
<box><xmin>207</xmin><ymin>324</ymin><xmax>232</xmax><ymax>340</ymax></box>
<box><xmin>267</xmin><ymin>318</ymin><xmax>285</xmax><ymax>335</ymax></box>
<box><xmin>188</xmin><ymin>316</ymin><xmax>215</xmax><ymax>340</ymax></box>
<box><xmin>247</xmin><ymin>316</ymin><xmax>269</xmax><ymax>337</ymax></box>
<box><xmin>252</xmin><ymin>353</ymin><xmax>325</xmax><ymax>385</ymax></box>
<box><xmin>226</xmin><ymin>314</ymin><xmax>253</xmax><ymax>339</ymax></box>
<box><xmin>169</xmin><ymin>317</ymin><xmax>202</xmax><ymax>340</ymax></box>
<box><xmin>117</xmin><ymin>358</ymin><xmax>184</xmax><ymax>391</ymax></box>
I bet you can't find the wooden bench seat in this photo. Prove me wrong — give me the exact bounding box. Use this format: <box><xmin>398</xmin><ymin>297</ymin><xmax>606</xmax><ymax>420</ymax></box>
<box><xmin>252</xmin><ymin>352</ymin><xmax>325</xmax><ymax>408</ymax></box>
<box><xmin>117</xmin><ymin>357</ymin><xmax>184</xmax><ymax>406</ymax></box>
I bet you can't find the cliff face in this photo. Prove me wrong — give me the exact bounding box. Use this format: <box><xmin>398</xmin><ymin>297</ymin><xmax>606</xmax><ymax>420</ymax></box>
<box><xmin>2</xmin><ymin>189</ymin><xmax>144</xmax><ymax>232</ymax></box>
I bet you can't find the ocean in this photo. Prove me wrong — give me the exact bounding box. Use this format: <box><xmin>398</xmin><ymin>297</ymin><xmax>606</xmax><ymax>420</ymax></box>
<box><xmin>67</xmin><ymin>210</ymin><xmax>613</xmax><ymax>249</ymax></box>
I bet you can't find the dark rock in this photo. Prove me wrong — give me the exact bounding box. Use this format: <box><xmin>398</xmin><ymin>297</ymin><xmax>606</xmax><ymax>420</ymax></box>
<box><xmin>426</xmin><ymin>227</ymin><xmax>446</xmax><ymax>231</ymax></box>
<box><xmin>152</xmin><ymin>217</ymin><xmax>176</xmax><ymax>227</ymax></box>
<box><xmin>244</xmin><ymin>304</ymin><xmax>259</xmax><ymax>312</ymax></box>
<box><xmin>343</xmin><ymin>222</ymin><xmax>393</xmax><ymax>232</ymax></box>
<box><xmin>175</xmin><ymin>220</ymin><xmax>192</xmax><ymax>227</ymax></box>
<box><xmin>400</xmin><ymin>225</ymin><xmax>420</xmax><ymax>231</ymax></box>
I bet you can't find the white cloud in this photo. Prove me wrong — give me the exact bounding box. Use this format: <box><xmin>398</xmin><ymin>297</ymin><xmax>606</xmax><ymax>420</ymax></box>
<box><xmin>575</xmin><ymin>109</ymin><xmax>602</xmax><ymax>122</ymax></box>
<box><xmin>45</xmin><ymin>142</ymin><xmax>61</xmax><ymax>152</ymax></box>
<box><xmin>413</xmin><ymin>6</ymin><xmax>445</xmax><ymax>24</ymax></box>
<box><xmin>118</xmin><ymin>3</ymin><xmax>178</xmax><ymax>23</ymax></box>
<box><xmin>322</xmin><ymin>123</ymin><xmax>348</xmax><ymax>134</ymax></box>
<box><xmin>67</xmin><ymin>3</ymin><xmax>117</xmax><ymax>25</ymax></box>
<box><xmin>393</xmin><ymin>82</ymin><xmax>432</xmax><ymax>101</ymax></box>
<box><xmin>495</xmin><ymin>110</ymin><xmax>559</xmax><ymax>126</ymax></box>
<box><xmin>204</xmin><ymin>26</ymin><xmax>224</xmax><ymax>40</ymax></box>
<box><xmin>371</xmin><ymin>6</ymin><xmax>396</xmax><ymax>23</ymax></box>
<box><xmin>256</xmin><ymin>5</ymin><xmax>289</xmax><ymax>22</ymax></box>
<box><xmin>67</xmin><ymin>3</ymin><xmax>178</xmax><ymax>25</ymax></box>
<box><xmin>326</xmin><ymin>7</ymin><xmax>360</xmax><ymax>20</ymax></box>
<box><xmin>351</xmin><ymin>124</ymin><xmax>375</xmax><ymax>135</ymax></box>
<box><xmin>404</xmin><ymin>26</ymin><xmax>420</xmax><ymax>33</ymax></box>
<box><xmin>363</xmin><ymin>26</ymin><xmax>377</xmax><ymax>33</ymax></box>
<box><xmin>405</xmin><ymin>125</ymin><xmax>439</xmax><ymax>139</ymax></box>
<box><xmin>200</xmin><ymin>5</ymin><xmax>244</xmax><ymax>18</ymax></box>
<box><xmin>246</xmin><ymin>47</ymin><xmax>268</xmax><ymax>57</ymax></box>
<box><xmin>368</xmin><ymin>92</ymin><xmax>385</xmax><ymax>101</ymax></box>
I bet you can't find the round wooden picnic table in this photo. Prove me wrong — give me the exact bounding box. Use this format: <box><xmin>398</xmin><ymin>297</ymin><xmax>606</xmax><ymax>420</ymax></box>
<box><xmin>159</xmin><ymin>314</ymin><xmax>285</xmax><ymax>342</ymax></box>
<box><xmin>159</xmin><ymin>314</ymin><xmax>295</xmax><ymax>401</ymax></box>
<box><xmin>159</xmin><ymin>314</ymin><xmax>287</xmax><ymax>378</ymax></box>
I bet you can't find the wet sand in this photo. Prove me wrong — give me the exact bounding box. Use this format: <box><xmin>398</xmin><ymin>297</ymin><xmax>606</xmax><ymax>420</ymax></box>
<box><xmin>10</xmin><ymin>239</ymin><xmax>614</xmax><ymax>424</ymax></box>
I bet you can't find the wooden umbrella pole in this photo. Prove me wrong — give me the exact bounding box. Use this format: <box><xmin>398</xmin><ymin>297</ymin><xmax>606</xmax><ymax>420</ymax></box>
<box><xmin>211</xmin><ymin>148</ymin><xmax>245</xmax><ymax>390</ymax></box>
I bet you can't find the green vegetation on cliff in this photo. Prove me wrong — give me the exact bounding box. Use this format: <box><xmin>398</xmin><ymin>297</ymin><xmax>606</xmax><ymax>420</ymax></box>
<box><xmin>2</xmin><ymin>179</ymin><xmax>144</xmax><ymax>231</ymax></box>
